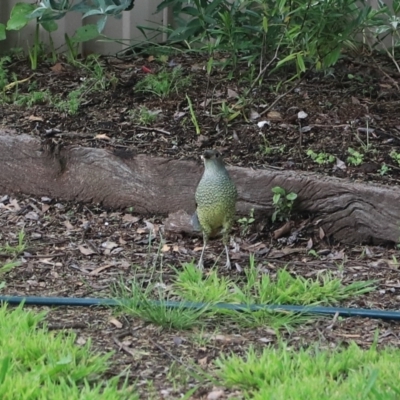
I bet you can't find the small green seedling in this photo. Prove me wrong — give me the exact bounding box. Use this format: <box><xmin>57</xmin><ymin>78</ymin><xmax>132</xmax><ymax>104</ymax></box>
<box><xmin>238</xmin><ymin>208</ymin><xmax>255</xmax><ymax>236</ymax></box>
<box><xmin>129</xmin><ymin>106</ymin><xmax>158</xmax><ymax>125</ymax></box>
<box><xmin>271</xmin><ymin>187</ymin><xmax>297</xmax><ymax>223</ymax></box>
<box><xmin>306</xmin><ymin>149</ymin><xmax>335</xmax><ymax>165</ymax></box>
<box><xmin>379</xmin><ymin>163</ymin><xmax>391</xmax><ymax>176</ymax></box>
<box><xmin>347</xmin><ymin>147</ymin><xmax>364</xmax><ymax>166</ymax></box>
<box><xmin>390</xmin><ymin>150</ymin><xmax>400</xmax><ymax>166</ymax></box>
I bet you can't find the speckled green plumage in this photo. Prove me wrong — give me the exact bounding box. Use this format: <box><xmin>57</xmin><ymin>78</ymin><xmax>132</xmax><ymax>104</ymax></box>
<box><xmin>195</xmin><ymin>149</ymin><xmax>237</xmax><ymax>268</ymax></box>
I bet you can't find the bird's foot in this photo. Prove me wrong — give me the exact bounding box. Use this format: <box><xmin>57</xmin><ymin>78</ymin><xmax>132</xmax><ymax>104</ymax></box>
<box><xmin>197</xmin><ymin>259</ymin><xmax>204</xmax><ymax>270</ymax></box>
<box><xmin>224</xmin><ymin>259</ymin><xmax>232</xmax><ymax>270</ymax></box>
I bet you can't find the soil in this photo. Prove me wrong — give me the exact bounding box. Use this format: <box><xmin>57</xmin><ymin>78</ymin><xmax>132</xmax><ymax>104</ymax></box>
<box><xmin>1</xmin><ymin>53</ymin><xmax>400</xmax><ymax>398</ymax></box>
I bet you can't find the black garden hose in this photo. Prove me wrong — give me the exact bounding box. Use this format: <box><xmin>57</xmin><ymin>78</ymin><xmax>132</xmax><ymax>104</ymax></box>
<box><xmin>0</xmin><ymin>295</ymin><xmax>399</xmax><ymax>321</ymax></box>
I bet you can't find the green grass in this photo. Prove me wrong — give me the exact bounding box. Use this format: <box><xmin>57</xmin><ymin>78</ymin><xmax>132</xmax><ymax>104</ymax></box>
<box><xmin>174</xmin><ymin>257</ymin><xmax>375</xmax><ymax>306</ymax></box>
<box><xmin>0</xmin><ymin>304</ymin><xmax>137</xmax><ymax>399</ymax></box>
<box><xmin>115</xmin><ymin>257</ymin><xmax>375</xmax><ymax>331</ymax></box>
<box><xmin>215</xmin><ymin>341</ymin><xmax>400</xmax><ymax>399</ymax></box>
<box><xmin>0</xmin><ymin>230</ymin><xmax>25</xmax><ymax>258</ymax></box>
<box><xmin>115</xmin><ymin>278</ymin><xmax>211</xmax><ymax>330</ymax></box>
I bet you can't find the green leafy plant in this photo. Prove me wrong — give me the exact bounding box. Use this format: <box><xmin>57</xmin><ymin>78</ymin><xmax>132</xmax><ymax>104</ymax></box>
<box><xmin>306</xmin><ymin>149</ymin><xmax>335</xmax><ymax>165</ymax></box>
<box><xmin>347</xmin><ymin>147</ymin><xmax>364</xmax><ymax>166</ymax></box>
<box><xmin>379</xmin><ymin>163</ymin><xmax>391</xmax><ymax>175</ymax></box>
<box><xmin>14</xmin><ymin>90</ymin><xmax>51</xmax><ymax>107</ymax></box>
<box><xmin>0</xmin><ymin>56</ymin><xmax>10</xmax><ymax>92</ymax></box>
<box><xmin>143</xmin><ymin>0</ymin><xmax>378</xmax><ymax>84</ymax></box>
<box><xmin>54</xmin><ymin>89</ymin><xmax>82</xmax><ymax>115</ymax></box>
<box><xmin>238</xmin><ymin>208</ymin><xmax>255</xmax><ymax>236</ymax></box>
<box><xmin>390</xmin><ymin>150</ymin><xmax>400</xmax><ymax>166</ymax></box>
<box><xmin>271</xmin><ymin>187</ymin><xmax>297</xmax><ymax>223</ymax></box>
<box><xmin>371</xmin><ymin>0</ymin><xmax>400</xmax><ymax>73</ymax></box>
<box><xmin>135</xmin><ymin>67</ymin><xmax>191</xmax><ymax>98</ymax></box>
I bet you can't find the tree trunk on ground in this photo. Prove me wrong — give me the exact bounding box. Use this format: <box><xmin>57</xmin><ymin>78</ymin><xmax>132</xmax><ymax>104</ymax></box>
<box><xmin>0</xmin><ymin>129</ymin><xmax>398</xmax><ymax>245</ymax></box>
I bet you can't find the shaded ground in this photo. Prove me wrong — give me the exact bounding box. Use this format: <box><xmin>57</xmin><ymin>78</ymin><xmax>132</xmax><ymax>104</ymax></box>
<box><xmin>0</xmin><ymin>53</ymin><xmax>400</xmax><ymax>186</ymax></box>
<box><xmin>1</xmin><ymin>194</ymin><xmax>400</xmax><ymax>399</ymax></box>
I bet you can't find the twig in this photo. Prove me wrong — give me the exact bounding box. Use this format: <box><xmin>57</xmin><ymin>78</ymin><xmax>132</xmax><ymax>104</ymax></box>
<box><xmin>247</xmin><ymin>39</ymin><xmax>282</xmax><ymax>95</ymax></box>
<box><xmin>113</xmin><ymin>336</ymin><xmax>137</xmax><ymax>358</ymax></box>
<box><xmin>260</xmin><ymin>71</ymin><xmax>311</xmax><ymax>116</ymax></box>
<box><xmin>371</xmin><ymin>55</ymin><xmax>400</xmax><ymax>91</ymax></box>
<box><xmin>133</xmin><ymin>126</ymin><xmax>171</xmax><ymax>135</ymax></box>
<box><xmin>20</xmin><ymin>253</ymin><xmax>66</xmax><ymax>258</ymax></box>
<box><xmin>149</xmin><ymin>337</ymin><xmax>198</xmax><ymax>373</ymax></box>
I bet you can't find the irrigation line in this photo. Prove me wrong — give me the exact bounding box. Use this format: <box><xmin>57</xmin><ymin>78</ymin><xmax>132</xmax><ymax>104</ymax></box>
<box><xmin>0</xmin><ymin>296</ymin><xmax>399</xmax><ymax>321</ymax></box>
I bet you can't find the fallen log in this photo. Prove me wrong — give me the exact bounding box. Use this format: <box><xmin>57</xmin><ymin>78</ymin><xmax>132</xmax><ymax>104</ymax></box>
<box><xmin>0</xmin><ymin>129</ymin><xmax>398</xmax><ymax>245</ymax></box>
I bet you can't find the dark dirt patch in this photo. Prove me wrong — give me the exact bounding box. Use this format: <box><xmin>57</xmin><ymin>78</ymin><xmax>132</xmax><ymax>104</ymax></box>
<box><xmin>1</xmin><ymin>193</ymin><xmax>400</xmax><ymax>399</ymax></box>
<box><xmin>1</xmin><ymin>53</ymin><xmax>400</xmax><ymax>187</ymax></box>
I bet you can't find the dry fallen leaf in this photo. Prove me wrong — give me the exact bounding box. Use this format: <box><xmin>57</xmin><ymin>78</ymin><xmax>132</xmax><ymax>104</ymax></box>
<box><xmin>267</xmin><ymin>110</ymin><xmax>282</xmax><ymax>120</ymax></box>
<box><xmin>89</xmin><ymin>263</ymin><xmax>115</xmax><ymax>275</ymax></box>
<box><xmin>109</xmin><ymin>317</ymin><xmax>123</xmax><ymax>328</ymax></box>
<box><xmin>28</xmin><ymin>115</ymin><xmax>43</xmax><ymax>122</ymax></box>
<box><xmin>64</xmin><ymin>220</ymin><xmax>74</xmax><ymax>230</ymax></box>
<box><xmin>207</xmin><ymin>390</ymin><xmax>225</xmax><ymax>400</ymax></box>
<box><xmin>227</xmin><ymin>88</ymin><xmax>239</xmax><ymax>98</ymax></box>
<box><xmin>50</xmin><ymin>62</ymin><xmax>64</xmax><ymax>73</ymax></box>
<box><xmin>94</xmin><ymin>134</ymin><xmax>111</xmax><ymax>140</ymax></box>
<box><xmin>122</xmin><ymin>214</ymin><xmax>140</xmax><ymax>223</ymax></box>
<box><xmin>78</xmin><ymin>245</ymin><xmax>97</xmax><ymax>256</ymax></box>
<box><xmin>162</xmin><ymin>244</ymin><xmax>171</xmax><ymax>252</ymax></box>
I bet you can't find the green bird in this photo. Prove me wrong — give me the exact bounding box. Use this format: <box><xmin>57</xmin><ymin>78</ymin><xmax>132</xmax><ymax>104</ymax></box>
<box><xmin>194</xmin><ymin>149</ymin><xmax>237</xmax><ymax>269</ymax></box>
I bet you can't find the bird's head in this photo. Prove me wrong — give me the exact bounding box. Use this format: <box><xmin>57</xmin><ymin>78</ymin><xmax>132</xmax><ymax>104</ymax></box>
<box><xmin>201</xmin><ymin>149</ymin><xmax>222</xmax><ymax>162</ymax></box>
<box><xmin>201</xmin><ymin>149</ymin><xmax>227</xmax><ymax>172</ymax></box>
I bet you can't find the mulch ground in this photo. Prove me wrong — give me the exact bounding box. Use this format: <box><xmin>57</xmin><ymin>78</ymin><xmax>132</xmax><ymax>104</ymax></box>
<box><xmin>1</xmin><ymin>193</ymin><xmax>400</xmax><ymax>399</ymax></box>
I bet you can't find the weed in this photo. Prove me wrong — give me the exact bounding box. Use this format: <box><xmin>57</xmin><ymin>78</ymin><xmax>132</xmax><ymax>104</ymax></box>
<box><xmin>172</xmin><ymin>259</ymin><xmax>374</xmax><ymax>330</ymax></box>
<box><xmin>0</xmin><ymin>56</ymin><xmax>10</xmax><ymax>91</ymax></box>
<box><xmin>129</xmin><ymin>106</ymin><xmax>159</xmax><ymax>125</ymax></box>
<box><xmin>14</xmin><ymin>90</ymin><xmax>51</xmax><ymax>107</ymax></box>
<box><xmin>217</xmin><ymin>101</ymin><xmax>241</xmax><ymax>123</ymax></box>
<box><xmin>1</xmin><ymin>230</ymin><xmax>25</xmax><ymax>257</ymax></box>
<box><xmin>271</xmin><ymin>187</ymin><xmax>297</xmax><ymax>223</ymax></box>
<box><xmin>238</xmin><ymin>208</ymin><xmax>255</xmax><ymax>236</ymax></box>
<box><xmin>390</xmin><ymin>150</ymin><xmax>400</xmax><ymax>166</ymax></box>
<box><xmin>54</xmin><ymin>89</ymin><xmax>82</xmax><ymax>115</ymax></box>
<box><xmin>347</xmin><ymin>147</ymin><xmax>364</xmax><ymax>166</ymax></box>
<box><xmin>379</xmin><ymin>163</ymin><xmax>391</xmax><ymax>175</ymax></box>
<box><xmin>115</xmin><ymin>274</ymin><xmax>209</xmax><ymax>330</ymax></box>
<box><xmin>135</xmin><ymin>67</ymin><xmax>191</xmax><ymax>98</ymax></box>
<box><xmin>306</xmin><ymin>149</ymin><xmax>335</xmax><ymax>165</ymax></box>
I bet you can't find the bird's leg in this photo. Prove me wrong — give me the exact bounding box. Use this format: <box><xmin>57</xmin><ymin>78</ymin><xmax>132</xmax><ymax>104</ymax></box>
<box><xmin>222</xmin><ymin>230</ymin><xmax>232</xmax><ymax>270</ymax></box>
<box><xmin>197</xmin><ymin>233</ymin><xmax>208</xmax><ymax>270</ymax></box>
<box><xmin>224</xmin><ymin>243</ymin><xmax>232</xmax><ymax>270</ymax></box>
